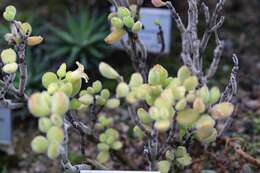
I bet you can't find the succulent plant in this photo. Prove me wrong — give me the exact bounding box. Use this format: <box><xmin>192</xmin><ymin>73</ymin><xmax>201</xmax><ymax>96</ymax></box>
<box><xmin>97</xmin><ymin>128</ymin><xmax>123</xmax><ymax>163</ymax></box>
<box><xmin>105</xmin><ymin>6</ymin><xmax>143</xmax><ymax>44</ymax></box>
<box><xmin>46</xmin><ymin>8</ymin><xmax>109</xmax><ymax>68</ymax></box>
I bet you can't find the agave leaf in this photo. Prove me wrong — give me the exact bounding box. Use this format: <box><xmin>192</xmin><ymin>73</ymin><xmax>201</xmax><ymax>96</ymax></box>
<box><xmin>46</xmin><ymin>47</ymin><xmax>71</xmax><ymax>59</ymax></box>
<box><xmin>88</xmin><ymin>46</ymin><xmax>103</xmax><ymax>58</ymax></box>
<box><xmin>67</xmin><ymin>46</ymin><xmax>80</xmax><ymax>66</ymax></box>
<box><xmin>82</xmin><ymin>33</ymin><xmax>106</xmax><ymax>46</ymax></box>
<box><xmin>48</xmin><ymin>24</ymin><xmax>75</xmax><ymax>44</ymax></box>
<box><xmin>66</xmin><ymin>11</ymin><xmax>80</xmax><ymax>39</ymax></box>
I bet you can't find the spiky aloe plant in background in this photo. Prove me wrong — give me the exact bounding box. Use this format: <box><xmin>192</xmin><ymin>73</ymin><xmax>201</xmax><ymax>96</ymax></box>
<box><xmin>46</xmin><ymin>8</ymin><xmax>109</xmax><ymax>68</ymax></box>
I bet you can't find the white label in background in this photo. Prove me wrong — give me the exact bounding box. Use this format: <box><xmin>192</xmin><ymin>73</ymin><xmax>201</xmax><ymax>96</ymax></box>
<box><xmin>0</xmin><ymin>108</ymin><xmax>12</xmax><ymax>145</ymax></box>
<box><xmin>81</xmin><ymin>171</ymin><xmax>159</xmax><ymax>173</ymax></box>
<box><xmin>112</xmin><ymin>8</ymin><xmax>172</xmax><ymax>54</ymax></box>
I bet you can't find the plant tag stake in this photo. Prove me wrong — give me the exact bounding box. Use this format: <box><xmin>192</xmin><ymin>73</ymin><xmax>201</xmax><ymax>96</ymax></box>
<box><xmin>0</xmin><ymin>107</ymin><xmax>12</xmax><ymax>145</ymax></box>
<box><xmin>111</xmin><ymin>7</ymin><xmax>172</xmax><ymax>54</ymax></box>
<box><xmin>81</xmin><ymin>171</ymin><xmax>159</xmax><ymax>173</ymax></box>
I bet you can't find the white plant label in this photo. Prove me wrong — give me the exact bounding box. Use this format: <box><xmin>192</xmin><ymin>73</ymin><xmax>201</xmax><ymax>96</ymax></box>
<box><xmin>81</xmin><ymin>171</ymin><xmax>159</xmax><ymax>173</ymax></box>
<box><xmin>112</xmin><ymin>7</ymin><xmax>172</xmax><ymax>54</ymax></box>
<box><xmin>0</xmin><ymin>107</ymin><xmax>12</xmax><ymax>145</ymax></box>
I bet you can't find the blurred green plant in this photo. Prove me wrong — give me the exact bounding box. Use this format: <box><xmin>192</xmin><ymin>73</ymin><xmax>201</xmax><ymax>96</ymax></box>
<box><xmin>0</xmin><ymin>11</ymin><xmax>50</xmax><ymax>92</ymax></box>
<box><xmin>46</xmin><ymin>8</ymin><xmax>109</xmax><ymax>68</ymax></box>
<box><xmin>0</xmin><ymin>166</ymin><xmax>7</xmax><ymax>173</ymax></box>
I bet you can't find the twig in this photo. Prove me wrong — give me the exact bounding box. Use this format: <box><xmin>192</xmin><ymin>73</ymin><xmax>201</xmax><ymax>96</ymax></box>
<box><xmin>60</xmin><ymin>119</ymin><xmax>91</xmax><ymax>172</ymax></box>
<box><xmin>229</xmin><ymin>141</ymin><xmax>260</xmax><ymax>168</ymax></box>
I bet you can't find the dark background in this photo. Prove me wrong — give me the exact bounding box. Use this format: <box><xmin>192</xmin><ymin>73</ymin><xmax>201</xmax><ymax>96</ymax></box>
<box><xmin>0</xmin><ymin>0</ymin><xmax>259</xmax><ymax>172</ymax></box>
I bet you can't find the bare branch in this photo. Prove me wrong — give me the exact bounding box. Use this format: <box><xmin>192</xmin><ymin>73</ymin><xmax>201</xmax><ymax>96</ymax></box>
<box><xmin>165</xmin><ymin>1</ymin><xmax>186</xmax><ymax>33</ymax></box>
<box><xmin>206</xmin><ymin>40</ymin><xmax>224</xmax><ymax>79</ymax></box>
<box><xmin>220</xmin><ymin>54</ymin><xmax>239</xmax><ymax>102</ymax></box>
<box><xmin>202</xmin><ymin>2</ymin><xmax>210</xmax><ymax>25</ymax></box>
<box><xmin>60</xmin><ymin>120</ymin><xmax>91</xmax><ymax>172</ymax></box>
<box><xmin>209</xmin><ymin>16</ymin><xmax>225</xmax><ymax>33</ymax></box>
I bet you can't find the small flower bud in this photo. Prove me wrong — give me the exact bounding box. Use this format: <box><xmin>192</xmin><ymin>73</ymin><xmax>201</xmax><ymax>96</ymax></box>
<box><xmin>21</xmin><ymin>22</ymin><xmax>32</xmax><ymax>35</ymax></box>
<box><xmin>47</xmin><ymin>126</ymin><xmax>64</xmax><ymax>143</ymax></box>
<box><xmin>57</xmin><ymin>63</ymin><xmax>66</xmax><ymax>78</ymax></box>
<box><xmin>50</xmin><ymin>114</ymin><xmax>63</xmax><ymax>127</ymax></box>
<box><xmin>208</xmin><ymin>87</ymin><xmax>221</xmax><ymax>104</ymax></box>
<box><xmin>51</xmin><ymin>92</ymin><xmax>70</xmax><ymax>115</ymax></box>
<box><xmin>28</xmin><ymin>93</ymin><xmax>51</xmax><ymax>117</ymax></box>
<box><xmin>65</xmin><ymin>62</ymin><xmax>88</xmax><ymax>83</ymax></box>
<box><xmin>177</xmin><ymin>109</ymin><xmax>199</xmax><ymax>126</ymax></box>
<box><xmin>104</xmin><ymin>29</ymin><xmax>126</xmax><ymax>44</ymax></box>
<box><xmin>105</xmin><ymin>98</ymin><xmax>120</xmax><ymax>109</ymax></box>
<box><xmin>97</xmin><ymin>151</ymin><xmax>110</xmax><ymax>163</ymax></box>
<box><xmin>27</xmin><ymin>36</ymin><xmax>43</xmax><ymax>46</ymax></box>
<box><xmin>193</xmin><ymin>97</ymin><xmax>206</xmax><ymax>113</ymax></box>
<box><xmin>31</xmin><ymin>136</ymin><xmax>48</xmax><ymax>153</ymax></box>
<box><xmin>1</xmin><ymin>48</ymin><xmax>16</xmax><ymax>64</ymax></box>
<box><xmin>99</xmin><ymin>62</ymin><xmax>120</xmax><ymax>79</ymax></box>
<box><xmin>111</xmin><ymin>17</ymin><xmax>124</xmax><ymax>29</ymax></box>
<box><xmin>137</xmin><ymin>108</ymin><xmax>153</xmax><ymax>124</ymax></box>
<box><xmin>2</xmin><ymin>62</ymin><xmax>18</xmax><ymax>74</ymax></box>
<box><xmin>183</xmin><ymin>76</ymin><xmax>198</xmax><ymax>91</ymax></box>
<box><xmin>47</xmin><ymin>141</ymin><xmax>60</xmax><ymax>159</ymax></box>
<box><xmin>157</xmin><ymin>160</ymin><xmax>171</xmax><ymax>173</ymax></box>
<box><xmin>210</xmin><ymin>102</ymin><xmax>234</xmax><ymax>119</ymax></box>
<box><xmin>129</xmin><ymin>73</ymin><xmax>143</xmax><ymax>88</ymax></box>
<box><xmin>92</xmin><ymin>80</ymin><xmax>102</xmax><ymax>93</ymax></box>
<box><xmin>123</xmin><ymin>16</ymin><xmax>135</xmax><ymax>28</ymax></box>
<box><xmin>175</xmin><ymin>98</ymin><xmax>187</xmax><ymax>111</ymax></box>
<box><xmin>111</xmin><ymin>141</ymin><xmax>123</xmax><ymax>150</ymax></box>
<box><xmin>132</xmin><ymin>21</ymin><xmax>143</xmax><ymax>33</ymax></box>
<box><xmin>152</xmin><ymin>0</ymin><xmax>167</xmax><ymax>7</ymax></box>
<box><xmin>155</xmin><ymin>120</ymin><xmax>171</xmax><ymax>132</ymax></box>
<box><xmin>38</xmin><ymin>117</ymin><xmax>52</xmax><ymax>133</ymax></box>
<box><xmin>177</xmin><ymin>66</ymin><xmax>191</xmax><ymax>83</ymax></box>
<box><xmin>116</xmin><ymin>82</ymin><xmax>129</xmax><ymax>98</ymax></box>
<box><xmin>79</xmin><ymin>94</ymin><xmax>94</xmax><ymax>106</ymax></box>
<box><xmin>42</xmin><ymin>72</ymin><xmax>58</xmax><ymax>89</ymax></box>
<box><xmin>3</xmin><ymin>5</ymin><xmax>16</xmax><ymax>21</ymax></box>
<box><xmin>148</xmin><ymin>64</ymin><xmax>168</xmax><ymax>85</ymax></box>
<box><xmin>117</xmin><ymin>7</ymin><xmax>131</xmax><ymax>18</ymax></box>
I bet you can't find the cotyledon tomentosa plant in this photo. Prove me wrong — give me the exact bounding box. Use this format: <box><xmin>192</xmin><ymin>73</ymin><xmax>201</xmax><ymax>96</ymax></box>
<box><xmin>0</xmin><ymin>0</ymin><xmax>244</xmax><ymax>172</ymax></box>
<box><xmin>0</xmin><ymin>5</ymin><xmax>43</xmax><ymax>108</ymax></box>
